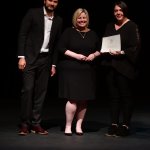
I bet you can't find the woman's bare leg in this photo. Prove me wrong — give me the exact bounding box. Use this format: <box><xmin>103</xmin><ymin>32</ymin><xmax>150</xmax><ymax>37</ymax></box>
<box><xmin>65</xmin><ymin>100</ymin><xmax>77</xmax><ymax>134</ymax></box>
<box><xmin>76</xmin><ymin>101</ymin><xmax>87</xmax><ymax>133</ymax></box>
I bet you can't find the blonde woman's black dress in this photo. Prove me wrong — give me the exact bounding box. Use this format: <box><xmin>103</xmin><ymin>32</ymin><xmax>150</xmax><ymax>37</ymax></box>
<box><xmin>58</xmin><ymin>27</ymin><xmax>101</xmax><ymax>100</ymax></box>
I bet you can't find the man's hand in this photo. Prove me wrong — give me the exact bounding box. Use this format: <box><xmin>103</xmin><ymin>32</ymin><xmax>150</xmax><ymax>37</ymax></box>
<box><xmin>18</xmin><ymin>58</ymin><xmax>26</xmax><ymax>70</ymax></box>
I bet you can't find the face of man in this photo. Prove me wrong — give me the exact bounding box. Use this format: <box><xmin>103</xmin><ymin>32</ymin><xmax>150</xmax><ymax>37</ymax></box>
<box><xmin>44</xmin><ymin>0</ymin><xmax>58</xmax><ymax>12</ymax></box>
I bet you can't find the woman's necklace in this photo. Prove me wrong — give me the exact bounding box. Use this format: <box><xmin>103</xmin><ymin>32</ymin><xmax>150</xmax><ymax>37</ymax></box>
<box><xmin>78</xmin><ymin>31</ymin><xmax>86</xmax><ymax>39</ymax></box>
<box><xmin>76</xmin><ymin>28</ymin><xmax>88</xmax><ymax>39</ymax></box>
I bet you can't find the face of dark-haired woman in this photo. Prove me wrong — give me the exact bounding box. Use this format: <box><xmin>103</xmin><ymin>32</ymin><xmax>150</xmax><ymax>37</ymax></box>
<box><xmin>114</xmin><ymin>5</ymin><xmax>125</xmax><ymax>22</ymax></box>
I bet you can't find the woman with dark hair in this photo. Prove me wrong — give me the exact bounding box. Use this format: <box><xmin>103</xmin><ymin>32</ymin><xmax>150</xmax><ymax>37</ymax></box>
<box><xmin>101</xmin><ymin>1</ymin><xmax>140</xmax><ymax>137</ymax></box>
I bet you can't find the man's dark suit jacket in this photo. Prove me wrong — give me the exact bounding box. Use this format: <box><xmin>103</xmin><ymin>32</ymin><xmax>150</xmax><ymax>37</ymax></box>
<box><xmin>17</xmin><ymin>7</ymin><xmax>63</xmax><ymax>66</ymax></box>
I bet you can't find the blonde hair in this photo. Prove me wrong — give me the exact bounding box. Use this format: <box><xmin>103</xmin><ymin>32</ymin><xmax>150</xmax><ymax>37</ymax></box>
<box><xmin>72</xmin><ymin>8</ymin><xmax>89</xmax><ymax>28</ymax></box>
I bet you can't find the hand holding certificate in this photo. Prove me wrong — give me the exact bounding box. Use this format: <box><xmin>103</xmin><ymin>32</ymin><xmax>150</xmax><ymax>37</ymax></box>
<box><xmin>101</xmin><ymin>34</ymin><xmax>121</xmax><ymax>53</ymax></box>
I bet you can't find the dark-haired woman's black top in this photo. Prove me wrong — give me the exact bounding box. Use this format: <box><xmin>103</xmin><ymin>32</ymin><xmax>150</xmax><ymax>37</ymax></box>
<box><xmin>101</xmin><ymin>20</ymin><xmax>140</xmax><ymax>79</ymax></box>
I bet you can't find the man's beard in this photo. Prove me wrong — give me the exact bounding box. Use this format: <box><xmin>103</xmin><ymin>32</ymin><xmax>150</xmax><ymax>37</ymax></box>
<box><xmin>45</xmin><ymin>6</ymin><xmax>55</xmax><ymax>13</ymax></box>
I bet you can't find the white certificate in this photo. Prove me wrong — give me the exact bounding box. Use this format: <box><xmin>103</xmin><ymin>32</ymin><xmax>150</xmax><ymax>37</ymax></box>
<box><xmin>101</xmin><ymin>34</ymin><xmax>121</xmax><ymax>52</ymax></box>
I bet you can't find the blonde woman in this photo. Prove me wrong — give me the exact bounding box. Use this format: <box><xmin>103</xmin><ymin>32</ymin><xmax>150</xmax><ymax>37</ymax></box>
<box><xmin>58</xmin><ymin>8</ymin><xmax>101</xmax><ymax>136</ymax></box>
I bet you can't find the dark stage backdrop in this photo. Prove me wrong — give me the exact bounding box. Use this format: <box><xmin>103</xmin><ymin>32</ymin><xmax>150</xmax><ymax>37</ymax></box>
<box><xmin>1</xmin><ymin>0</ymin><xmax>149</xmax><ymax>103</ymax></box>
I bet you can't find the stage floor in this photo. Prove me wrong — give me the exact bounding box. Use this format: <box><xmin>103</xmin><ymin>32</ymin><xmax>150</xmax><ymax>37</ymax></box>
<box><xmin>0</xmin><ymin>98</ymin><xmax>150</xmax><ymax>150</ymax></box>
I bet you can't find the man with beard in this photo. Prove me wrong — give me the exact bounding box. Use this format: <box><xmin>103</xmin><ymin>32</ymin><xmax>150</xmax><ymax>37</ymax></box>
<box><xmin>17</xmin><ymin>0</ymin><xmax>63</xmax><ymax>135</ymax></box>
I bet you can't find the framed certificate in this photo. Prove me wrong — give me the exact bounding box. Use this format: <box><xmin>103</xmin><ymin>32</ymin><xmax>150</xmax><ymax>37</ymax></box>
<box><xmin>101</xmin><ymin>34</ymin><xmax>121</xmax><ymax>52</ymax></box>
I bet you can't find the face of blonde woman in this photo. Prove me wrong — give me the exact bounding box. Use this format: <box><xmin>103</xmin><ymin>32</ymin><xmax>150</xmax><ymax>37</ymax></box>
<box><xmin>76</xmin><ymin>12</ymin><xmax>88</xmax><ymax>28</ymax></box>
<box><xmin>114</xmin><ymin>5</ymin><xmax>125</xmax><ymax>22</ymax></box>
